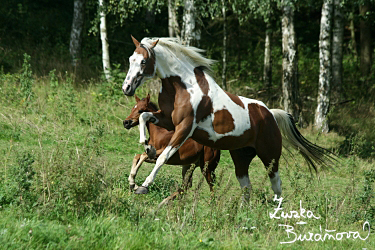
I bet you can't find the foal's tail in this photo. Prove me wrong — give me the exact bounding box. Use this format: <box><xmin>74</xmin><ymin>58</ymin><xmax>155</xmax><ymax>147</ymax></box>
<box><xmin>270</xmin><ymin>109</ymin><xmax>336</xmax><ymax>172</ymax></box>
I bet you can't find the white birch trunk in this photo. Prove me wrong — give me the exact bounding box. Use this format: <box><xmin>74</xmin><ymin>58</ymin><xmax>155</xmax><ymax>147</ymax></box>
<box><xmin>281</xmin><ymin>2</ymin><xmax>300</xmax><ymax>121</ymax></box>
<box><xmin>168</xmin><ymin>0</ymin><xmax>175</xmax><ymax>37</ymax></box>
<box><xmin>69</xmin><ymin>0</ymin><xmax>85</xmax><ymax>67</ymax></box>
<box><xmin>182</xmin><ymin>0</ymin><xmax>200</xmax><ymax>46</ymax></box>
<box><xmin>315</xmin><ymin>0</ymin><xmax>333</xmax><ymax>133</ymax></box>
<box><xmin>99</xmin><ymin>0</ymin><xmax>111</xmax><ymax>80</ymax></box>
<box><xmin>222</xmin><ymin>0</ymin><xmax>227</xmax><ymax>90</ymax></box>
<box><xmin>332</xmin><ymin>0</ymin><xmax>344</xmax><ymax>96</ymax></box>
<box><xmin>264</xmin><ymin>22</ymin><xmax>272</xmax><ymax>89</ymax></box>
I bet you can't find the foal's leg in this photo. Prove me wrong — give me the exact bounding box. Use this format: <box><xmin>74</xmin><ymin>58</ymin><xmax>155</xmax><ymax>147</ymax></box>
<box><xmin>135</xmin><ymin>117</ymin><xmax>195</xmax><ymax>194</ymax></box>
<box><xmin>199</xmin><ymin>148</ymin><xmax>220</xmax><ymax>192</ymax></box>
<box><xmin>229</xmin><ymin>147</ymin><xmax>257</xmax><ymax>202</ymax></box>
<box><xmin>135</xmin><ymin>116</ymin><xmax>195</xmax><ymax>194</ymax></box>
<box><xmin>182</xmin><ymin>164</ymin><xmax>194</xmax><ymax>189</ymax></box>
<box><xmin>128</xmin><ymin>153</ymin><xmax>148</xmax><ymax>190</ymax></box>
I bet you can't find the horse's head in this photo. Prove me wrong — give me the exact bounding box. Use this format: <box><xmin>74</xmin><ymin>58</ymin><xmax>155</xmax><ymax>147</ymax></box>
<box><xmin>123</xmin><ymin>94</ymin><xmax>155</xmax><ymax>129</ymax></box>
<box><xmin>122</xmin><ymin>36</ymin><xmax>159</xmax><ymax>96</ymax></box>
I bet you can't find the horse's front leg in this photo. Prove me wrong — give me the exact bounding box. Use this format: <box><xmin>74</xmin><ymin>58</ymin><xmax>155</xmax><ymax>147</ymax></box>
<box><xmin>139</xmin><ymin>111</ymin><xmax>173</xmax><ymax>157</ymax></box>
<box><xmin>135</xmin><ymin>117</ymin><xmax>195</xmax><ymax>194</ymax></box>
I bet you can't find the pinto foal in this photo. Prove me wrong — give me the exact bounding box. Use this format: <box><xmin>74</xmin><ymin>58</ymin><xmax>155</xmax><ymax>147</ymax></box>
<box><xmin>123</xmin><ymin>94</ymin><xmax>220</xmax><ymax>192</ymax></box>
<box><xmin>122</xmin><ymin>36</ymin><xmax>335</xmax><ymax>199</ymax></box>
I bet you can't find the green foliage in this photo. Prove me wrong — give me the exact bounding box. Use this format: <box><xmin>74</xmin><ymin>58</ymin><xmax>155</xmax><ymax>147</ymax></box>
<box><xmin>95</xmin><ymin>64</ymin><xmax>127</xmax><ymax>102</ymax></box>
<box><xmin>49</xmin><ymin>69</ymin><xmax>59</xmax><ymax>97</ymax></box>
<box><xmin>20</xmin><ymin>53</ymin><xmax>34</xmax><ymax>106</ymax></box>
<box><xmin>0</xmin><ymin>151</ymin><xmax>35</xmax><ymax>207</ymax></box>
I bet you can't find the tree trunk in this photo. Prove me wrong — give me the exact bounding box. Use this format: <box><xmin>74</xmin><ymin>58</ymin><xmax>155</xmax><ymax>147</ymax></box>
<box><xmin>69</xmin><ymin>0</ymin><xmax>85</xmax><ymax>68</ymax></box>
<box><xmin>331</xmin><ymin>0</ymin><xmax>344</xmax><ymax>98</ymax></box>
<box><xmin>182</xmin><ymin>0</ymin><xmax>200</xmax><ymax>46</ymax></box>
<box><xmin>281</xmin><ymin>2</ymin><xmax>300</xmax><ymax>122</ymax></box>
<box><xmin>99</xmin><ymin>0</ymin><xmax>111</xmax><ymax>80</ymax></box>
<box><xmin>168</xmin><ymin>0</ymin><xmax>175</xmax><ymax>37</ymax></box>
<box><xmin>222</xmin><ymin>0</ymin><xmax>227</xmax><ymax>90</ymax></box>
<box><xmin>315</xmin><ymin>0</ymin><xmax>333</xmax><ymax>133</ymax></box>
<box><xmin>348</xmin><ymin>10</ymin><xmax>358</xmax><ymax>60</ymax></box>
<box><xmin>263</xmin><ymin>21</ymin><xmax>272</xmax><ymax>89</ymax></box>
<box><xmin>359</xmin><ymin>4</ymin><xmax>372</xmax><ymax>77</ymax></box>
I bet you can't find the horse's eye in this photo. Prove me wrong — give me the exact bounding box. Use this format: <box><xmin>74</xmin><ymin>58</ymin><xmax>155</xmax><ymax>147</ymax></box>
<box><xmin>141</xmin><ymin>60</ymin><xmax>146</xmax><ymax>65</ymax></box>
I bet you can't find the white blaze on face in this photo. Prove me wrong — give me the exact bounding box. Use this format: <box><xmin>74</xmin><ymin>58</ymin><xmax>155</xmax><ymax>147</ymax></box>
<box><xmin>122</xmin><ymin>53</ymin><xmax>145</xmax><ymax>93</ymax></box>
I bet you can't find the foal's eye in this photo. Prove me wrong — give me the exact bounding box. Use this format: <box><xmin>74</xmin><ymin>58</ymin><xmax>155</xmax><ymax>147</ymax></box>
<box><xmin>138</xmin><ymin>110</ymin><xmax>145</xmax><ymax>114</ymax></box>
<box><xmin>141</xmin><ymin>60</ymin><xmax>146</xmax><ymax>65</ymax></box>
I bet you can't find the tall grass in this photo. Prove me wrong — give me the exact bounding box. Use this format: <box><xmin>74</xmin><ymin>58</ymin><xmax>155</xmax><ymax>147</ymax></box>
<box><xmin>0</xmin><ymin>60</ymin><xmax>374</xmax><ymax>248</ymax></box>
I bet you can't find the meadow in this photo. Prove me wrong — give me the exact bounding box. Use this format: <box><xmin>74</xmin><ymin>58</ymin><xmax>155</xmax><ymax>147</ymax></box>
<box><xmin>0</xmin><ymin>56</ymin><xmax>374</xmax><ymax>249</ymax></box>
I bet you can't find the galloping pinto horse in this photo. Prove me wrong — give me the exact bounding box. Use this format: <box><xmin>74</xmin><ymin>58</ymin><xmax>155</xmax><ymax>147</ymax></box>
<box><xmin>123</xmin><ymin>94</ymin><xmax>220</xmax><ymax>192</ymax></box>
<box><xmin>122</xmin><ymin>36</ymin><xmax>335</xmax><ymax>198</ymax></box>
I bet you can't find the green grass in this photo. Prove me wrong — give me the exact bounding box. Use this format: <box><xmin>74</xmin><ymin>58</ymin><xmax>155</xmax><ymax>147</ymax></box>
<box><xmin>0</xmin><ymin>70</ymin><xmax>374</xmax><ymax>249</ymax></box>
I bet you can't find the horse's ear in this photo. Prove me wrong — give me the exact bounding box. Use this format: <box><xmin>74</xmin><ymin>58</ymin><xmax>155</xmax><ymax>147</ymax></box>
<box><xmin>150</xmin><ymin>39</ymin><xmax>159</xmax><ymax>49</ymax></box>
<box><xmin>135</xmin><ymin>94</ymin><xmax>140</xmax><ymax>102</ymax></box>
<box><xmin>131</xmin><ymin>35</ymin><xmax>140</xmax><ymax>47</ymax></box>
<box><xmin>146</xmin><ymin>93</ymin><xmax>151</xmax><ymax>103</ymax></box>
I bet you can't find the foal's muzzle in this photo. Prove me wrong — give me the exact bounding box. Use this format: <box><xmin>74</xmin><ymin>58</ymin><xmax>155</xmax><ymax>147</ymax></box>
<box><xmin>123</xmin><ymin>119</ymin><xmax>138</xmax><ymax>129</ymax></box>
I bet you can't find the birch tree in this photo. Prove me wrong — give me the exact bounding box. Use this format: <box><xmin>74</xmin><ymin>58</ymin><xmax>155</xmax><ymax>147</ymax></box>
<box><xmin>264</xmin><ymin>21</ymin><xmax>272</xmax><ymax>89</ymax></box>
<box><xmin>281</xmin><ymin>0</ymin><xmax>300</xmax><ymax>122</ymax></box>
<box><xmin>221</xmin><ymin>0</ymin><xmax>227</xmax><ymax>90</ymax></box>
<box><xmin>332</xmin><ymin>0</ymin><xmax>344</xmax><ymax>97</ymax></box>
<box><xmin>70</xmin><ymin>0</ymin><xmax>86</xmax><ymax>67</ymax></box>
<box><xmin>168</xmin><ymin>0</ymin><xmax>175</xmax><ymax>37</ymax></box>
<box><xmin>181</xmin><ymin>0</ymin><xmax>200</xmax><ymax>46</ymax></box>
<box><xmin>168</xmin><ymin>0</ymin><xmax>180</xmax><ymax>38</ymax></box>
<box><xmin>315</xmin><ymin>0</ymin><xmax>333</xmax><ymax>133</ymax></box>
<box><xmin>99</xmin><ymin>0</ymin><xmax>111</xmax><ymax>80</ymax></box>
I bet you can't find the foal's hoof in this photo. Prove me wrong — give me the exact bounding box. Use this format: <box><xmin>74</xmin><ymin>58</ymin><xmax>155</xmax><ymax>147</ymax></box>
<box><xmin>129</xmin><ymin>184</ymin><xmax>139</xmax><ymax>191</ymax></box>
<box><xmin>134</xmin><ymin>186</ymin><xmax>148</xmax><ymax>194</ymax></box>
<box><xmin>145</xmin><ymin>145</ymin><xmax>157</xmax><ymax>159</ymax></box>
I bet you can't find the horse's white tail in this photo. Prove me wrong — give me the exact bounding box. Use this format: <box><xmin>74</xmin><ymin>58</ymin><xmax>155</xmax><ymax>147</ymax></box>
<box><xmin>270</xmin><ymin>109</ymin><xmax>336</xmax><ymax>172</ymax></box>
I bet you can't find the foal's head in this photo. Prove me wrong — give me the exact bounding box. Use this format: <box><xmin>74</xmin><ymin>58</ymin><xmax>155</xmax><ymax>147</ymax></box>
<box><xmin>123</xmin><ymin>94</ymin><xmax>158</xmax><ymax>129</ymax></box>
<box><xmin>122</xmin><ymin>36</ymin><xmax>159</xmax><ymax>96</ymax></box>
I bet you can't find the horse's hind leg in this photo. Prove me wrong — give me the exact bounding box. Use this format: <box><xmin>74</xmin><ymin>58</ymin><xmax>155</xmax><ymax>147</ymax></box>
<box><xmin>229</xmin><ymin>147</ymin><xmax>257</xmax><ymax>202</ymax></box>
<box><xmin>256</xmin><ymin>134</ymin><xmax>282</xmax><ymax>198</ymax></box>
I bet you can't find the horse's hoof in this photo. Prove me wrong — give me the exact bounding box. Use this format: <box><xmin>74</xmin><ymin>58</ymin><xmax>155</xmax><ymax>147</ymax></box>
<box><xmin>146</xmin><ymin>145</ymin><xmax>157</xmax><ymax>159</ymax></box>
<box><xmin>134</xmin><ymin>186</ymin><xmax>148</xmax><ymax>194</ymax></box>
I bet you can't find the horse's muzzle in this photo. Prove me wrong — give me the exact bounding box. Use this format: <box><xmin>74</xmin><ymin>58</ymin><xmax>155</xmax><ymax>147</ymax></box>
<box><xmin>123</xmin><ymin>84</ymin><xmax>134</xmax><ymax>96</ymax></box>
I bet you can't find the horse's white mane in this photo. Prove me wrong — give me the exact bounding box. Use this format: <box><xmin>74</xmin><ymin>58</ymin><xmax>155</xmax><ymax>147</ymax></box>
<box><xmin>141</xmin><ymin>37</ymin><xmax>216</xmax><ymax>72</ymax></box>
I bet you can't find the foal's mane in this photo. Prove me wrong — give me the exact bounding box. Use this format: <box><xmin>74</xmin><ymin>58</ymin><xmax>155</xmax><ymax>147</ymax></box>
<box><xmin>146</xmin><ymin>100</ymin><xmax>158</xmax><ymax>112</ymax></box>
<box><xmin>141</xmin><ymin>37</ymin><xmax>216</xmax><ymax>73</ymax></box>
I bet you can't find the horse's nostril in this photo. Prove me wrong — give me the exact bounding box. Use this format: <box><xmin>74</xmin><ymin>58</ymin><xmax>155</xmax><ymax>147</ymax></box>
<box><xmin>126</xmin><ymin>85</ymin><xmax>131</xmax><ymax>92</ymax></box>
